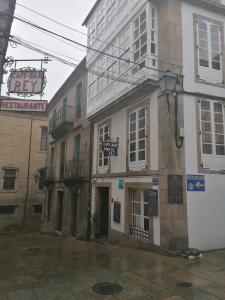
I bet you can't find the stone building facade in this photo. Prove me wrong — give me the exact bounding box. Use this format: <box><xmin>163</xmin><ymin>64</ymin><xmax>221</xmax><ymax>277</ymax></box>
<box><xmin>41</xmin><ymin>58</ymin><xmax>91</xmax><ymax>240</ymax></box>
<box><xmin>0</xmin><ymin>105</ymin><xmax>48</xmax><ymax>232</ymax></box>
<box><xmin>83</xmin><ymin>0</ymin><xmax>225</xmax><ymax>251</ymax></box>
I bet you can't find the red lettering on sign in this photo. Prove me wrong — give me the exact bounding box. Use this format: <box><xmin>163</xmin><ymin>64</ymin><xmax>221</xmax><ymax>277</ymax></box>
<box><xmin>31</xmin><ymin>80</ymin><xmax>38</xmax><ymax>93</ymax></box>
<box><xmin>22</xmin><ymin>80</ymin><xmax>29</xmax><ymax>92</ymax></box>
<box><xmin>14</xmin><ymin>81</ymin><xmax>22</xmax><ymax>92</ymax></box>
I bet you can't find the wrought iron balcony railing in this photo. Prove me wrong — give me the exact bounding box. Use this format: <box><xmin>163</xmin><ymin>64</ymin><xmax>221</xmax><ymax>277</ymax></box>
<box><xmin>64</xmin><ymin>159</ymin><xmax>85</xmax><ymax>182</ymax></box>
<box><xmin>49</xmin><ymin>105</ymin><xmax>74</xmax><ymax>139</ymax></box>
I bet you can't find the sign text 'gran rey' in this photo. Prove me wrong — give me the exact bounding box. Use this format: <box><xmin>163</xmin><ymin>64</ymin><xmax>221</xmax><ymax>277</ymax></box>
<box><xmin>8</xmin><ymin>69</ymin><xmax>45</xmax><ymax>95</ymax></box>
<box><xmin>0</xmin><ymin>99</ymin><xmax>47</xmax><ymax>112</ymax></box>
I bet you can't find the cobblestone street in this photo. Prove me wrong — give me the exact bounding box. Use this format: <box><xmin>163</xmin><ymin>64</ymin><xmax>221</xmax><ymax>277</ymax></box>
<box><xmin>0</xmin><ymin>234</ymin><xmax>225</xmax><ymax>299</ymax></box>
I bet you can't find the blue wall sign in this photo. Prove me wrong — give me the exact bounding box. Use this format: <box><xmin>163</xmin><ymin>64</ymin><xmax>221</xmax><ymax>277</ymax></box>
<box><xmin>152</xmin><ymin>178</ymin><xmax>159</xmax><ymax>186</ymax></box>
<box><xmin>187</xmin><ymin>175</ymin><xmax>205</xmax><ymax>192</ymax></box>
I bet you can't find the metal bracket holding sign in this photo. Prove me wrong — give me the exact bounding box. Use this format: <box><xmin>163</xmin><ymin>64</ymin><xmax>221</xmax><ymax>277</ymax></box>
<box><xmin>102</xmin><ymin>137</ymin><xmax>119</xmax><ymax>156</ymax></box>
<box><xmin>187</xmin><ymin>175</ymin><xmax>205</xmax><ymax>192</ymax></box>
<box><xmin>144</xmin><ymin>189</ymin><xmax>158</xmax><ymax>217</ymax></box>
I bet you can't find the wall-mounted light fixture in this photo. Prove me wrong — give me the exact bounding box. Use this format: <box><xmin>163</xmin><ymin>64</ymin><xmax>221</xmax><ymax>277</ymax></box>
<box><xmin>159</xmin><ymin>70</ymin><xmax>184</xmax><ymax>149</ymax></box>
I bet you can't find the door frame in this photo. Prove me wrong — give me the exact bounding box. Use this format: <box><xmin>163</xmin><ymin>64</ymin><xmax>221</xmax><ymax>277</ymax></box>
<box><xmin>95</xmin><ymin>182</ymin><xmax>111</xmax><ymax>237</ymax></box>
<box><xmin>56</xmin><ymin>191</ymin><xmax>64</xmax><ymax>231</ymax></box>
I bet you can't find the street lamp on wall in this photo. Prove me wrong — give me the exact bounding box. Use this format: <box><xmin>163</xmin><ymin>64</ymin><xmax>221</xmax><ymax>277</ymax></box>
<box><xmin>159</xmin><ymin>70</ymin><xmax>184</xmax><ymax>149</ymax></box>
<box><xmin>159</xmin><ymin>70</ymin><xmax>178</xmax><ymax>96</ymax></box>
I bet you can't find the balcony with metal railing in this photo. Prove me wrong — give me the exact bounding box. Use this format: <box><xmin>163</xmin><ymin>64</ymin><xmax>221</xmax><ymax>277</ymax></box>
<box><xmin>42</xmin><ymin>166</ymin><xmax>56</xmax><ymax>186</ymax></box>
<box><xmin>63</xmin><ymin>159</ymin><xmax>86</xmax><ymax>186</ymax></box>
<box><xmin>49</xmin><ymin>105</ymin><xmax>74</xmax><ymax>139</ymax></box>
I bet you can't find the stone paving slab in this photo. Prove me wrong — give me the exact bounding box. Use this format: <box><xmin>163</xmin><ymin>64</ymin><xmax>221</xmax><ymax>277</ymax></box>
<box><xmin>0</xmin><ymin>233</ymin><xmax>225</xmax><ymax>299</ymax></box>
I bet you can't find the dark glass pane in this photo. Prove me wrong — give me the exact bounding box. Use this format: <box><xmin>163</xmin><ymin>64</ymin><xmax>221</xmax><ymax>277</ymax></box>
<box><xmin>138</xmin><ymin>150</ymin><xmax>145</xmax><ymax>160</ymax></box>
<box><xmin>139</xmin><ymin>118</ymin><xmax>145</xmax><ymax>129</ymax></box>
<box><xmin>199</xmin><ymin>59</ymin><xmax>209</xmax><ymax>67</ymax></box>
<box><xmin>214</xmin><ymin>103</ymin><xmax>223</xmax><ymax>113</ymax></box>
<box><xmin>144</xmin><ymin>218</ymin><xmax>149</xmax><ymax>231</ymax></box>
<box><xmin>215</xmin><ymin>134</ymin><xmax>224</xmax><ymax>145</ymax></box>
<box><xmin>203</xmin><ymin>143</ymin><xmax>213</xmax><ymax>154</ymax></box>
<box><xmin>202</xmin><ymin>121</ymin><xmax>211</xmax><ymax>132</ymax></box>
<box><xmin>201</xmin><ymin>100</ymin><xmax>210</xmax><ymax>111</ymax></box>
<box><xmin>138</xmin><ymin>140</ymin><xmax>145</xmax><ymax>150</ymax></box>
<box><xmin>130</xmin><ymin>132</ymin><xmax>136</xmax><ymax>142</ymax></box>
<box><xmin>130</xmin><ymin>142</ymin><xmax>136</xmax><ymax>152</ymax></box>
<box><xmin>3</xmin><ymin>178</ymin><xmax>15</xmax><ymax>190</ymax></box>
<box><xmin>139</xmin><ymin>129</ymin><xmax>145</xmax><ymax>139</ymax></box>
<box><xmin>202</xmin><ymin>132</ymin><xmax>212</xmax><ymax>143</ymax></box>
<box><xmin>212</xmin><ymin>61</ymin><xmax>221</xmax><ymax>70</ymax></box>
<box><xmin>130</xmin><ymin>152</ymin><xmax>136</xmax><ymax>162</ymax></box>
<box><xmin>214</xmin><ymin>113</ymin><xmax>223</xmax><ymax>123</ymax></box>
<box><xmin>216</xmin><ymin>145</ymin><xmax>225</xmax><ymax>155</ymax></box>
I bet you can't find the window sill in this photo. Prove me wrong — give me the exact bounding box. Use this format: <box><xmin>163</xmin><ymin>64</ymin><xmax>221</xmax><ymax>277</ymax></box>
<box><xmin>0</xmin><ymin>190</ymin><xmax>17</xmax><ymax>193</ymax></box>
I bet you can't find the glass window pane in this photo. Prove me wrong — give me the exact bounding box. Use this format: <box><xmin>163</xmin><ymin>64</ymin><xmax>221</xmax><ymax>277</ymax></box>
<box><xmin>214</xmin><ymin>113</ymin><xmax>223</xmax><ymax>123</ymax></box>
<box><xmin>216</xmin><ymin>134</ymin><xmax>224</xmax><ymax>145</ymax></box>
<box><xmin>144</xmin><ymin>218</ymin><xmax>149</xmax><ymax>231</ymax></box>
<box><xmin>202</xmin><ymin>133</ymin><xmax>212</xmax><ymax>143</ymax></box>
<box><xmin>202</xmin><ymin>121</ymin><xmax>211</xmax><ymax>132</ymax></box>
<box><xmin>130</xmin><ymin>122</ymin><xmax>136</xmax><ymax>132</ymax></box>
<box><xmin>138</xmin><ymin>140</ymin><xmax>145</xmax><ymax>150</ymax></box>
<box><xmin>203</xmin><ymin>143</ymin><xmax>213</xmax><ymax>154</ymax></box>
<box><xmin>198</xmin><ymin>20</ymin><xmax>207</xmax><ymax>31</ymax></box>
<box><xmin>130</xmin><ymin>132</ymin><xmax>136</xmax><ymax>142</ymax></box>
<box><xmin>133</xmin><ymin>215</ymin><xmax>141</xmax><ymax>227</ymax></box>
<box><xmin>216</xmin><ymin>145</ymin><xmax>225</xmax><ymax>155</ymax></box>
<box><xmin>130</xmin><ymin>152</ymin><xmax>136</xmax><ymax>162</ymax></box>
<box><xmin>212</xmin><ymin>61</ymin><xmax>221</xmax><ymax>70</ymax></box>
<box><xmin>138</xmin><ymin>150</ymin><xmax>145</xmax><ymax>160</ymax></box>
<box><xmin>139</xmin><ymin>129</ymin><xmax>145</xmax><ymax>139</ymax></box>
<box><xmin>201</xmin><ymin>101</ymin><xmax>210</xmax><ymax>111</ymax></box>
<box><xmin>214</xmin><ymin>103</ymin><xmax>223</xmax><ymax>113</ymax></box>
<box><xmin>202</xmin><ymin>111</ymin><xmax>211</xmax><ymax>121</ymax></box>
<box><xmin>133</xmin><ymin>203</ymin><xmax>141</xmax><ymax>215</ymax></box>
<box><xmin>215</xmin><ymin>123</ymin><xmax>224</xmax><ymax>134</ymax></box>
<box><xmin>130</xmin><ymin>142</ymin><xmax>136</xmax><ymax>152</ymax></box>
<box><xmin>139</xmin><ymin>118</ymin><xmax>145</xmax><ymax>129</ymax></box>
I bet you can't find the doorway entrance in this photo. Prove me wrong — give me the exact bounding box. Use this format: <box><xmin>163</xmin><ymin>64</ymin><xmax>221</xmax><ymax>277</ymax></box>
<box><xmin>97</xmin><ymin>187</ymin><xmax>109</xmax><ymax>239</ymax></box>
<box><xmin>71</xmin><ymin>192</ymin><xmax>78</xmax><ymax>237</ymax></box>
<box><xmin>57</xmin><ymin>192</ymin><xmax>64</xmax><ymax>231</ymax></box>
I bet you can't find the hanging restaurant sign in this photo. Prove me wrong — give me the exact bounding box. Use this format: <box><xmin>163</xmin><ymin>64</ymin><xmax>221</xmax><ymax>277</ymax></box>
<box><xmin>7</xmin><ymin>68</ymin><xmax>47</xmax><ymax>96</ymax></box>
<box><xmin>102</xmin><ymin>138</ymin><xmax>119</xmax><ymax>156</ymax></box>
<box><xmin>0</xmin><ymin>99</ymin><xmax>47</xmax><ymax>112</ymax></box>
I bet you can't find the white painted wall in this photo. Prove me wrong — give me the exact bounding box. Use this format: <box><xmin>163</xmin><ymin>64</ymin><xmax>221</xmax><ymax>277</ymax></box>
<box><xmin>182</xmin><ymin>3</ymin><xmax>225</xmax><ymax>250</ymax></box>
<box><xmin>91</xmin><ymin>91</ymin><xmax>160</xmax><ymax>245</ymax></box>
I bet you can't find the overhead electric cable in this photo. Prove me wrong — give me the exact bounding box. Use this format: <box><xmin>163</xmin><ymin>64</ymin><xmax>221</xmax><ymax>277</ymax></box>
<box><xmin>11</xmin><ymin>14</ymin><xmax>165</xmax><ymax>74</ymax></box>
<box><xmin>16</xmin><ymin>2</ymin><xmax>183</xmax><ymax>70</ymax></box>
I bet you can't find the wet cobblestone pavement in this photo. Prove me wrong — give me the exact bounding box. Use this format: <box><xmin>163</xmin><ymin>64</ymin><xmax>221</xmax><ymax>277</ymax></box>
<box><xmin>0</xmin><ymin>233</ymin><xmax>225</xmax><ymax>299</ymax></box>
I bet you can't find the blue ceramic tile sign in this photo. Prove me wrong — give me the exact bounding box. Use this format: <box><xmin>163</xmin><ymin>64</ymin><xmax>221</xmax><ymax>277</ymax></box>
<box><xmin>152</xmin><ymin>178</ymin><xmax>159</xmax><ymax>186</ymax></box>
<box><xmin>187</xmin><ymin>175</ymin><xmax>205</xmax><ymax>192</ymax></box>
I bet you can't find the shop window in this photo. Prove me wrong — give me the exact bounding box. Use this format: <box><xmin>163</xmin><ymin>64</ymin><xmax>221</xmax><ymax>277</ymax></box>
<box><xmin>129</xmin><ymin>189</ymin><xmax>149</xmax><ymax>240</ymax></box>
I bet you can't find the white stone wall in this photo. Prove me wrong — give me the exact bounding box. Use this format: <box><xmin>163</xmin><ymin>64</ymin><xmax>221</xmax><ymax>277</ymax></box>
<box><xmin>182</xmin><ymin>2</ymin><xmax>225</xmax><ymax>250</ymax></box>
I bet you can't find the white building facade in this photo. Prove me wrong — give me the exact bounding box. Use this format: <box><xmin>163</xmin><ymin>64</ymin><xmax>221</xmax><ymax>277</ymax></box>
<box><xmin>84</xmin><ymin>0</ymin><xmax>225</xmax><ymax>251</ymax></box>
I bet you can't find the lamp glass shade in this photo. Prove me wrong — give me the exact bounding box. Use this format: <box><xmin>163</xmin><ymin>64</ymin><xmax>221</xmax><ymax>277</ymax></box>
<box><xmin>159</xmin><ymin>71</ymin><xmax>178</xmax><ymax>94</ymax></box>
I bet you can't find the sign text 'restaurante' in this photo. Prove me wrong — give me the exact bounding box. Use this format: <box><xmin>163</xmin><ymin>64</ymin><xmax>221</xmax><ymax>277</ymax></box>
<box><xmin>0</xmin><ymin>100</ymin><xmax>47</xmax><ymax>112</ymax></box>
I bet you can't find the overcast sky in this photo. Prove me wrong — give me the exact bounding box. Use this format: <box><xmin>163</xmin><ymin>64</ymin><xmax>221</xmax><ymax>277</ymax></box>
<box><xmin>2</xmin><ymin>0</ymin><xmax>96</xmax><ymax>101</ymax></box>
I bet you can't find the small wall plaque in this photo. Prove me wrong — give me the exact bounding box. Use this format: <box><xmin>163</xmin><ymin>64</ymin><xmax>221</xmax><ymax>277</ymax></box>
<box><xmin>113</xmin><ymin>201</ymin><xmax>121</xmax><ymax>223</ymax></box>
<box><xmin>168</xmin><ymin>175</ymin><xmax>183</xmax><ymax>204</ymax></box>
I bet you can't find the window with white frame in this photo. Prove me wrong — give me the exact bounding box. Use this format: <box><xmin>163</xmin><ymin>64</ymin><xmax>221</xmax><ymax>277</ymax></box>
<box><xmin>88</xmin><ymin>16</ymin><xmax>96</xmax><ymax>46</ymax></box>
<box><xmin>118</xmin><ymin>26</ymin><xmax>130</xmax><ymax>77</ymax></box>
<box><xmin>132</xmin><ymin>10</ymin><xmax>147</xmax><ymax>74</ymax></box>
<box><xmin>130</xmin><ymin>189</ymin><xmax>149</xmax><ymax>240</ymax></box>
<box><xmin>128</xmin><ymin>107</ymin><xmax>147</xmax><ymax>171</ymax></box>
<box><xmin>200</xmin><ymin>99</ymin><xmax>225</xmax><ymax>171</ymax></box>
<box><xmin>107</xmin><ymin>0</ymin><xmax>116</xmax><ymax>23</ymax></box>
<box><xmin>97</xmin><ymin>1</ymin><xmax>105</xmax><ymax>36</ymax></box>
<box><xmin>196</xmin><ymin>18</ymin><xmax>222</xmax><ymax>84</ymax></box>
<box><xmin>151</xmin><ymin>6</ymin><xmax>157</xmax><ymax>67</ymax></box>
<box><xmin>98</xmin><ymin>124</ymin><xmax>110</xmax><ymax>173</ymax></box>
